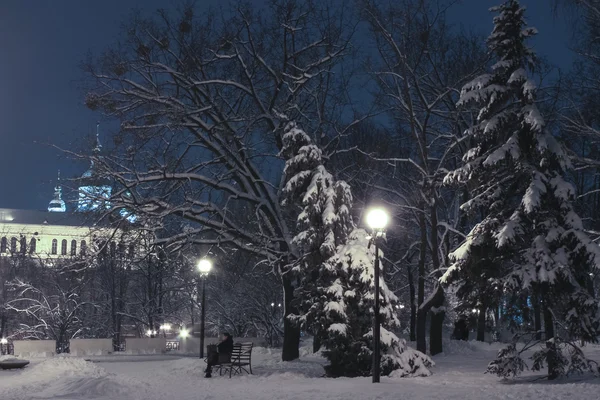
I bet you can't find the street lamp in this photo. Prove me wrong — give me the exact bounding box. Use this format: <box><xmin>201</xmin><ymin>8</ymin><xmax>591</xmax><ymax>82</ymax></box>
<box><xmin>179</xmin><ymin>328</ymin><xmax>190</xmax><ymax>339</ymax></box>
<box><xmin>198</xmin><ymin>258</ymin><xmax>213</xmax><ymax>359</ymax></box>
<box><xmin>366</xmin><ymin>207</ymin><xmax>389</xmax><ymax>383</ymax></box>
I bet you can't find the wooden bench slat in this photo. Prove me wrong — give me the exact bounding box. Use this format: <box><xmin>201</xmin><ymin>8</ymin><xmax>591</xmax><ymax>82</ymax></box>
<box><xmin>214</xmin><ymin>342</ymin><xmax>253</xmax><ymax>378</ymax></box>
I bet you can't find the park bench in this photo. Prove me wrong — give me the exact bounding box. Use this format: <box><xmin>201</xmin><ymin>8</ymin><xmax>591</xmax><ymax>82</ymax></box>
<box><xmin>215</xmin><ymin>342</ymin><xmax>253</xmax><ymax>378</ymax></box>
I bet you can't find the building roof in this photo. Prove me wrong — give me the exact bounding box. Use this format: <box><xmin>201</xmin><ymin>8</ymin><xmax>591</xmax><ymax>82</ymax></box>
<box><xmin>0</xmin><ymin>208</ymin><xmax>101</xmax><ymax>228</ymax></box>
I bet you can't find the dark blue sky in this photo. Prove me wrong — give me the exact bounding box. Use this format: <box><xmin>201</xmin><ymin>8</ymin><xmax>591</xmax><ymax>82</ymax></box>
<box><xmin>0</xmin><ymin>0</ymin><xmax>573</xmax><ymax>210</ymax></box>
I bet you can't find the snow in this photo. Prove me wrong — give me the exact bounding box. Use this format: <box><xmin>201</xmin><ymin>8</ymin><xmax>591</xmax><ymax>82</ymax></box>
<box><xmin>522</xmin><ymin>172</ymin><xmax>547</xmax><ymax>213</ymax></box>
<box><xmin>483</xmin><ymin>134</ymin><xmax>520</xmax><ymax>166</ymax></box>
<box><xmin>494</xmin><ymin>213</ymin><xmax>520</xmax><ymax>248</ymax></box>
<box><xmin>328</xmin><ymin>323</ymin><xmax>347</xmax><ymax>335</ymax></box>
<box><xmin>522</xmin><ymin>104</ymin><xmax>544</xmax><ymax>132</ymax></box>
<box><xmin>1</xmin><ymin>342</ymin><xmax>599</xmax><ymax>400</ymax></box>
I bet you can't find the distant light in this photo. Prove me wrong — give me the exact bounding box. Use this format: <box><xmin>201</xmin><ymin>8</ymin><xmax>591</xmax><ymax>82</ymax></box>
<box><xmin>160</xmin><ymin>324</ymin><xmax>171</xmax><ymax>331</ymax></box>
<box><xmin>179</xmin><ymin>329</ymin><xmax>190</xmax><ymax>338</ymax></box>
<box><xmin>146</xmin><ymin>330</ymin><xmax>153</xmax><ymax>336</ymax></box>
<box><xmin>278</xmin><ymin>303</ymin><xmax>281</xmax><ymax>307</ymax></box>
<box><xmin>590</xmin><ymin>273</ymin><xmax>594</xmax><ymax>277</ymax></box>
<box><xmin>366</xmin><ymin>208</ymin><xmax>389</xmax><ymax>230</ymax></box>
<box><xmin>198</xmin><ymin>259</ymin><xmax>212</xmax><ymax>275</ymax></box>
<box><xmin>0</xmin><ymin>338</ymin><xmax>7</xmax><ymax>345</ymax></box>
<box><xmin>472</xmin><ymin>308</ymin><xmax>478</xmax><ymax>314</ymax></box>
<box><xmin>398</xmin><ymin>304</ymin><xmax>405</xmax><ymax>309</ymax></box>
<box><xmin>271</xmin><ymin>302</ymin><xmax>275</xmax><ymax>307</ymax></box>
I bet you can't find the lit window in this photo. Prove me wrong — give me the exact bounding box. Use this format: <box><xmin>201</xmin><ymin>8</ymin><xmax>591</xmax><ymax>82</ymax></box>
<box><xmin>51</xmin><ymin>239</ymin><xmax>58</xmax><ymax>254</ymax></box>
<box><xmin>61</xmin><ymin>239</ymin><xmax>67</xmax><ymax>255</ymax></box>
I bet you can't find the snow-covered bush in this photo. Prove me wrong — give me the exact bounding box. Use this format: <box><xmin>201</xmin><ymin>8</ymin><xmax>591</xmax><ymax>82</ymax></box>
<box><xmin>487</xmin><ymin>334</ymin><xmax>599</xmax><ymax>379</ymax></box>
<box><xmin>318</xmin><ymin>229</ymin><xmax>433</xmax><ymax>377</ymax></box>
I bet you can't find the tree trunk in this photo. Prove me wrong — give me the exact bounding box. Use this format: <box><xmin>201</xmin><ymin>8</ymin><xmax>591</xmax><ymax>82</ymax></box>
<box><xmin>416</xmin><ymin>203</ymin><xmax>427</xmax><ymax>354</ymax></box>
<box><xmin>542</xmin><ymin>286</ymin><xmax>558</xmax><ymax>380</ymax></box>
<box><xmin>532</xmin><ymin>290</ymin><xmax>542</xmax><ymax>340</ymax></box>
<box><xmin>476</xmin><ymin>302</ymin><xmax>486</xmax><ymax>342</ymax></box>
<box><xmin>428</xmin><ymin>201</ymin><xmax>444</xmax><ymax>355</ymax></box>
<box><xmin>493</xmin><ymin>305</ymin><xmax>500</xmax><ymax>335</ymax></box>
<box><xmin>0</xmin><ymin>314</ymin><xmax>5</xmax><ymax>338</ymax></box>
<box><xmin>407</xmin><ymin>265</ymin><xmax>416</xmax><ymax>342</ymax></box>
<box><xmin>429</xmin><ymin>285</ymin><xmax>445</xmax><ymax>356</ymax></box>
<box><xmin>313</xmin><ymin>331</ymin><xmax>321</xmax><ymax>353</ymax></box>
<box><xmin>282</xmin><ymin>275</ymin><xmax>300</xmax><ymax>361</ymax></box>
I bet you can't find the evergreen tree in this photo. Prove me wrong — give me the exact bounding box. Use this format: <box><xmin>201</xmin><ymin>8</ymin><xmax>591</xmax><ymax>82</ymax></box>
<box><xmin>281</xmin><ymin>121</ymin><xmax>355</xmax><ymax>352</ymax></box>
<box><xmin>281</xmin><ymin>121</ymin><xmax>432</xmax><ymax>377</ymax></box>
<box><xmin>442</xmin><ymin>0</ymin><xmax>600</xmax><ymax>380</ymax></box>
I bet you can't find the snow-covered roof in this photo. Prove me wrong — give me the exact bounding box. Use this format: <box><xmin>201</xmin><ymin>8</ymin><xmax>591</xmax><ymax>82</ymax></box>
<box><xmin>0</xmin><ymin>208</ymin><xmax>101</xmax><ymax>228</ymax></box>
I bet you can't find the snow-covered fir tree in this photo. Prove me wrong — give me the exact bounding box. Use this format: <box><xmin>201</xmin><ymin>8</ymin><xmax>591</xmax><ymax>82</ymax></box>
<box><xmin>442</xmin><ymin>0</ymin><xmax>600</xmax><ymax>380</ymax></box>
<box><xmin>280</xmin><ymin>121</ymin><xmax>355</xmax><ymax>351</ymax></box>
<box><xmin>281</xmin><ymin>121</ymin><xmax>432</xmax><ymax>377</ymax></box>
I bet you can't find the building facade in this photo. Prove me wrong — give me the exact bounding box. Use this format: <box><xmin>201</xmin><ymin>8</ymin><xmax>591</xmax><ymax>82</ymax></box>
<box><xmin>0</xmin><ymin>126</ymin><xmax>132</xmax><ymax>261</ymax></box>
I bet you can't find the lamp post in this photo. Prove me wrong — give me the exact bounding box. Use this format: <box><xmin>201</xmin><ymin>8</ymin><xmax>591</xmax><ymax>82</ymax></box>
<box><xmin>198</xmin><ymin>258</ymin><xmax>212</xmax><ymax>359</ymax></box>
<box><xmin>366</xmin><ymin>207</ymin><xmax>389</xmax><ymax>383</ymax></box>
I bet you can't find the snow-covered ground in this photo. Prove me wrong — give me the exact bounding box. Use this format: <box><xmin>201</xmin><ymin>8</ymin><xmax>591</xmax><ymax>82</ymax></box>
<box><xmin>1</xmin><ymin>341</ymin><xmax>599</xmax><ymax>400</ymax></box>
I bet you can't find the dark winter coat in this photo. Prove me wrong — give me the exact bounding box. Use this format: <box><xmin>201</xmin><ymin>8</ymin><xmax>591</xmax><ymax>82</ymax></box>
<box><xmin>217</xmin><ymin>336</ymin><xmax>234</xmax><ymax>354</ymax></box>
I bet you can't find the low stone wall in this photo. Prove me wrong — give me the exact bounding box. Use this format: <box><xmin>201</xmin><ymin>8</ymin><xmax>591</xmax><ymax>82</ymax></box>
<box><xmin>69</xmin><ymin>339</ymin><xmax>113</xmax><ymax>356</ymax></box>
<box><xmin>125</xmin><ymin>337</ymin><xmax>166</xmax><ymax>354</ymax></box>
<box><xmin>13</xmin><ymin>340</ymin><xmax>55</xmax><ymax>357</ymax></box>
<box><xmin>175</xmin><ymin>337</ymin><xmax>267</xmax><ymax>354</ymax></box>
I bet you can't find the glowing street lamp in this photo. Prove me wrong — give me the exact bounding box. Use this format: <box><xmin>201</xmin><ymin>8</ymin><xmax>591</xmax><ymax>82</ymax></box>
<box><xmin>0</xmin><ymin>338</ymin><xmax>7</xmax><ymax>345</ymax></box>
<box><xmin>365</xmin><ymin>207</ymin><xmax>389</xmax><ymax>384</ymax></box>
<box><xmin>179</xmin><ymin>328</ymin><xmax>190</xmax><ymax>339</ymax></box>
<box><xmin>366</xmin><ymin>208</ymin><xmax>389</xmax><ymax>231</ymax></box>
<box><xmin>198</xmin><ymin>258</ymin><xmax>213</xmax><ymax>359</ymax></box>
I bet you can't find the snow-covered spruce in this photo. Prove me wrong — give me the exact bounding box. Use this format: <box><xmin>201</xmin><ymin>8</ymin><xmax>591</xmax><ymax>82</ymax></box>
<box><xmin>442</xmin><ymin>0</ymin><xmax>600</xmax><ymax>380</ymax></box>
<box><xmin>280</xmin><ymin>120</ymin><xmax>355</xmax><ymax>354</ymax></box>
<box><xmin>281</xmin><ymin>121</ymin><xmax>432</xmax><ymax>377</ymax></box>
<box><xmin>319</xmin><ymin>229</ymin><xmax>433</xmax><ymax>377</ymax></box>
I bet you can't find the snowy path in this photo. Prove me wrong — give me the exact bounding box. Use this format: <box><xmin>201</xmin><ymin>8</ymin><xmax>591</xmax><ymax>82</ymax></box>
<box><xmin>1</xmin><ymin>342</ymin><xmax>599</xmax><ymax>400</ymax></box>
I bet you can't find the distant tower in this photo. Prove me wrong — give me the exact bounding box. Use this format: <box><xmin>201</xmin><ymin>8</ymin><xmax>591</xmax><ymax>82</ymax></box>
<box><xmin>48</xmin><ymin>170</ymin><xmax>66</xmax><ymax>212</ymax></box>
<box><xmin>77</xmin><ymin>123</ymin><xmax>112</xmax><ymax>212</ymax></box>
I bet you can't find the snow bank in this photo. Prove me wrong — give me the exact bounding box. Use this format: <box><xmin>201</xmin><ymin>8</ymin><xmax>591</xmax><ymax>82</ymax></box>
<box><xmin>0</xmin><ymin>357</ymin><xmax>148</xmax><ymax>400</ymax></box>
<box><xmin>436</xmin><ymin>340</ymin><xmax>506</xmax><ymax>356</ymax></box>
<box><xmin>2</xmin><ymin>341</ymin><xmax>600</xmax><ymax>400</ymax></box>
<box><xmin>0</xmin><ymin>355</ymin><xmax>23</xmax><ymax>361</ymax></box>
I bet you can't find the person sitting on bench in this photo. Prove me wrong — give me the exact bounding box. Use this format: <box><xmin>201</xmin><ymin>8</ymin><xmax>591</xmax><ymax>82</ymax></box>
<box><xmin>205</xmin><ymin>332</ymin><xmax>234</xmax><ymax>378</ymax></box>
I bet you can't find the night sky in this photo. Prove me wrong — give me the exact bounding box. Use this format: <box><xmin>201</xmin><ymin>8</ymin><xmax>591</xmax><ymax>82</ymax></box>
<box><xmin>0</xmin><ymin>0</ymin><xmax>573</xmax><ymax>211</ymax></box>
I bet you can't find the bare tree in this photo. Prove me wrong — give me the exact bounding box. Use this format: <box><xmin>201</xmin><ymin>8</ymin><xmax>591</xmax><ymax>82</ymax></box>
<box><xmin>80</xmin><ymin>1</ymin><xmax>357</xmax><ymax>360</ymax></box>
<box><xmin>359</xmin><ymin>0</ymin><xmax>486</xmax><ymax>354</ymax></box>
<box><xmin>7</xmin><ymin>261</ymin><xmax>95</xmax><ymax>353</ymax></box>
